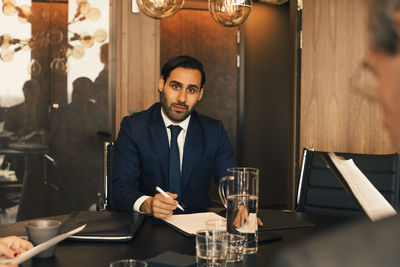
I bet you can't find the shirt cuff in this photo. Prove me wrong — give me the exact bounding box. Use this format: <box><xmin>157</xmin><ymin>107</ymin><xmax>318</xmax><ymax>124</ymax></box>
<box><xmin>133</xmin><ymin>195</ymin><xmax>151</xmax><ymax>213</ymax></box>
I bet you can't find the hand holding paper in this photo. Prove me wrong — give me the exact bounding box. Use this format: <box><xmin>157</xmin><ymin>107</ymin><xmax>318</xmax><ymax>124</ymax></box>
<box><xmin>0</xmin><ymin>224</ymin><xmax>86</xmax><ymax>265</ymax></box>
<box><xmin>328</xmin><ymin>153</ymin><xmax>397</xmax><ymax>221</ymax></box>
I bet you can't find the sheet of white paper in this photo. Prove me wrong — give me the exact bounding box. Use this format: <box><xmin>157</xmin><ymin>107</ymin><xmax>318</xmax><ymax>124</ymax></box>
<box><xmin>162</xmin><ymin>212</ymin><xmax>225</xmax><ymax>235</ymax></box>
<box><xmin>0</xmin><ymin>224</ymin><xmax>86</xmax><ymax>265</ymax></box>
<box><xmin>328</xmin><ymin>153</ymin><xmax>397</xmax><ymax>221</ymax></box>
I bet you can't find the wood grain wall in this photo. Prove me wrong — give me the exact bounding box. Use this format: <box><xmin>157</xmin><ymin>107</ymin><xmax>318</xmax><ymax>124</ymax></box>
<box><xmin>300</xmin><ymin>0</ymin><xmax>395</xmax><ymax>155</ymax></box>
<box><xmin>114</xmin><ymin>0</ymin><xmax>160</xmax><ymax>134</ymax></box>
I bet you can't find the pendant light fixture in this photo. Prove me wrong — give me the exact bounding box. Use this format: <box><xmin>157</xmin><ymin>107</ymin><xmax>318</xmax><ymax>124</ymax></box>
<box><xmin>208</xmin><ymin>0</ymin><xmax>252</xmax><ymax>27</ymax></box>
<box><xmin>136</xmin><ymin>0</ymin><xmax>185</xmax><ymax>19</ymax></box>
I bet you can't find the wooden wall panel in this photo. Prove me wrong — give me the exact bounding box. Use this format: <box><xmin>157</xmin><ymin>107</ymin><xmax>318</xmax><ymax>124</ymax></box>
<box><xmin>114</xmin><ymin>0</ymin><xmax>160</xmax><ymax>134</ymax></box>
<box><xmin>300</xmin><ymin>0</ymin><xmax>395</xmax><ymax>155</ymax></box>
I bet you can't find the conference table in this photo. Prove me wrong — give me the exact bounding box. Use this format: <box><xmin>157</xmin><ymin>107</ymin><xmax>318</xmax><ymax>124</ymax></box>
<box><xmin>0</xmin><ymin>209</ymin><xmax>352</xmax><ymax>267</ymax></box>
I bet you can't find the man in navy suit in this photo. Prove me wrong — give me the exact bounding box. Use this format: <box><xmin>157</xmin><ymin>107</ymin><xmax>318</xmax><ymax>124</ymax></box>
<box><xmin>112</xmin><ymin>55</ymin><xmax>236</xmax><ymax>218</ymax></box>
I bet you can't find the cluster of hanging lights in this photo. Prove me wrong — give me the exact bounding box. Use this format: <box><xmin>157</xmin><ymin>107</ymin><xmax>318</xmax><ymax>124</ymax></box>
<box><xmin>0</xmin><ymin>0</ymin><xmax>107</xmax><ymax>75</ymax></box>
<box><xmin>136</xmin><ymin>0</ymin><xmax>253</xmax><ymax>27</ymax></box>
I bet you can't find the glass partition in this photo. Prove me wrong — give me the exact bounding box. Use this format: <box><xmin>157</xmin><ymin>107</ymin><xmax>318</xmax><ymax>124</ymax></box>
<box><xmin>0</xmin><ymin>0</ymin><xmax>111</xmax><ymax>223</ymax></box>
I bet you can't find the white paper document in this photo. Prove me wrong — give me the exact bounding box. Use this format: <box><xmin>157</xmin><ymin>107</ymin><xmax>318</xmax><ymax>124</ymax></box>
<box><xmin>0</xmin><ymin>224</ymin><xmax>86</xmax><ymax>265</ymax></box>
<box><xmin>328</xmin><ymin>153</ymin><xmax>397</xmax><ymax>221</ymax></box>
<box><xmin>162</xmin><ymin>212</ymin><xmax>225</xmax><ymax>235</ymax></box>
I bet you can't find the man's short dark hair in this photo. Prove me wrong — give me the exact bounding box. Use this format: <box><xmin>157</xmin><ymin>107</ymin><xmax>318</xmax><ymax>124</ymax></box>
<box><xmin>161</xmin><ymin>55</ymin><xmax>206</xmax><ymax>88</ymax></box>
<box><xmin>368</xmin><ymin>0</ymin><xmax>400</xmax><ymax>54</ymax></box>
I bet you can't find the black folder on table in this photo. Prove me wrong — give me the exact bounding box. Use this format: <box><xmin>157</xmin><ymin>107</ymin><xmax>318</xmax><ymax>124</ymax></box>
<box><xmin>60</xmin><ymin>210</ymin><xmax>145</xmax><ymax>241</ymax></box>
<box><xmin>258</xmin><ymin>209</ymin><xmax>314</xmax><ymax>231</ymax></box>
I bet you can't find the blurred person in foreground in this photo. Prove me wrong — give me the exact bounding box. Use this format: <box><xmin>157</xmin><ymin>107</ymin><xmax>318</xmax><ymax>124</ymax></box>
<box><xmin>271</xmin><ymin>0</ymin><xmax>400</xmax><ymax>266</ymax></box>
<box><xmin>0</xmin><ymin>236</ymin><xmax>33</xmax><ymax>267</ymax></box>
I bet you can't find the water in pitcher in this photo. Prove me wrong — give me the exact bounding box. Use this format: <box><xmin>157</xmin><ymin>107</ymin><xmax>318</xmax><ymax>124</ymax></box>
<box><xmin>226</xmin><ymin>194</ymin><xmax>258</xmax><ymax>254</ymax></box>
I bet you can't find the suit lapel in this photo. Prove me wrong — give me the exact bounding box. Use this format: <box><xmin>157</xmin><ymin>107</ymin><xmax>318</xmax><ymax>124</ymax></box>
<box><xmin>182</xmin><ymin>114</ymin><xmax>203</xmax><ymax>193</ymax></box>
<box><xmin>150</xmin><ymin>106</ymin><xmax>169</xmax><ymax>185</ymax></box>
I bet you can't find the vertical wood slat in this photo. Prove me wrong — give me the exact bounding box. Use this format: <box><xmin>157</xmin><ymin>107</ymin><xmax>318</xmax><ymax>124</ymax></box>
<box><xmin>114</xmin><ymin>0</ymin><xmax>160</xmax><ymax>134</ymax></box>
<box><xmin>300</xmin><ymin>0</ymin><xmax>395</xmax><ymax>155</ymax></box>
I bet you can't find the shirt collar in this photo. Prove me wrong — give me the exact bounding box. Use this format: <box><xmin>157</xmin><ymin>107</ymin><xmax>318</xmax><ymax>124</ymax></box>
<box><xmin>161</xmin><ymin>107</ymin><xmax>190</xmax><ymax>133</ymax></box>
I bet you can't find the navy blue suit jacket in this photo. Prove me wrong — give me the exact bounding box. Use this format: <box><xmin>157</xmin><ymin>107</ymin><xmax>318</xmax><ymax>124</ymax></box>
<box><xmin>112</xmin><ymin>103</ymin><xmax>236</xmax><ymax>212</ymax></box>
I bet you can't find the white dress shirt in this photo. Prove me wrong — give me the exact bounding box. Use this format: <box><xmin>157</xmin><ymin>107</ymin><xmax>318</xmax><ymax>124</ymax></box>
<box><xmin>133</xmin><ymin>108</ymin><xmax>191</xmax><ymax>213</ymax></box>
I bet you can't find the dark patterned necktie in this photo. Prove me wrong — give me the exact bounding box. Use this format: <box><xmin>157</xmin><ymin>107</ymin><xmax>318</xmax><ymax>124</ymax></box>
<box><xmin>168</xmin><ymin>125</ymin><xmax>182</xmax><ymax>200</ymax></box>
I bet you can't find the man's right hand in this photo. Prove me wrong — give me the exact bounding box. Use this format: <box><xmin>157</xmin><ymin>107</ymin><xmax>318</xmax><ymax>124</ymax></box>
<box><xmin>140</xmin><ymin>192</ymin><xmax>178</xmax><ymax>218</ymax></box>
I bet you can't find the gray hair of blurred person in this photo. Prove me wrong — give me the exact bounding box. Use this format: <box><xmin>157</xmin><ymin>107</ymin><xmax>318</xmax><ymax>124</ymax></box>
<box><xmin>368</xmin><ymin>0</ymin><xmax>400</xmax><ymax>54</ymax></box>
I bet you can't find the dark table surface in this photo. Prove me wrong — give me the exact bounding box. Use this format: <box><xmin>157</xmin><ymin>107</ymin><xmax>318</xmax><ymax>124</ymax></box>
<box><xmin>0</xmin><ymin>210</ymin><xmax>352</xmax><ymax>267</ymax></box>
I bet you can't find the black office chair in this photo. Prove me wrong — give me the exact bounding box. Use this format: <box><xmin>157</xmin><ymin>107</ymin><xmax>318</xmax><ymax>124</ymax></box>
<box><xmin>101</xmin><ymin>141</ymin><xmax>114</xmax><ymax>211</ymax></box>
<box><xmin>296</xmin><ymin>148</ymin><xmax>400</xmax><ymax>217</ymax></box>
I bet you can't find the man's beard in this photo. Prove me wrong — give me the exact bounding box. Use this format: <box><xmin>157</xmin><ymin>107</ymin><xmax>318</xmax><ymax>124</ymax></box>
<box><xmin>160</xmin><ymin>91</ymin><xmax>195</xmax><ymax>123</ymax></box>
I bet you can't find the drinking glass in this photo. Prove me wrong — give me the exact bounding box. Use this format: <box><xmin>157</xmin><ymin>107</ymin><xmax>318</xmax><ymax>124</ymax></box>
<box><xmin>109</xmin><ymin>259</ymin><xmax>148</xmax><ymax>267</ymax></box>
<box><xmin>218</xmin><ymin>167</ymin><xmax>259</xmax><ymax>254</ymax></box>
<box><xmin>205</xmin><ymin>219</ymin><xmax>244</xmax><ymax>263</ymax></box>
<box><xmin>196</xmin><ymin>230</ymin><xmax>228</xmax><ymax>267</ymax></box>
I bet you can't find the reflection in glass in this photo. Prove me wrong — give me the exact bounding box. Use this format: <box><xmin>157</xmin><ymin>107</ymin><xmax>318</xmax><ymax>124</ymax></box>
<box><xmin>0</xmin><ymin>34</ymin><xmax>12</xmax><ymax>48</ymax></box>
<box><xmin>79</xmin><ymin>2</ymin><xmax>91</xmax><ymax>15</ymax></box>
<box><xmin>80</xmin><ymin>33</ymin><xmax>94</xmax><ymax>48</ymax></box>
<box><xmin>17</xmin><ymin>4</ymin><xmax>31</xmax><ymax>24</ymax></box>
<box><xmin>93</xmin><ymin>29</ymin><xmax>107</xmax><ymax>42</ymax></box>
<box><xmin>2</xmin><ymin>2</ymin><xmax>17</xmax><ymax>16</ymax></box>
<box><xmin>1</xmin><ymin>0</ymin><xmax>110</xmax><ymax>223</ymax></box>
<box><xmin>48</xmin><ymin>31</ymin><xmax>64</xmax><ymax>45</ymax></box>
<box><xmin>0</xmin><ymin>48</ymin><xmax>14</xmax><ymax>62</ymax></box>
<box><xmin>69</xmin><ymin>0</ymin><xmax>102</xmax><ymax>25</ymax></box>
<box><xmin>87</xmin><ymin>7</ymin><xmax>100</xmax><ymax>20</ymax></box>
<box><xmin>50</xmin><ymin>57</ymin><xmax>69</xmax><ymax>74</ymax></box>
<box><xmin>27</xmin><ymin>59</ymin><xmax>41</xmax><ymax>76</ymax></box>
<box><xmin>71</xmin><ymin>45</ymin><xmax>85</xmax><ymax>59</ymax></box>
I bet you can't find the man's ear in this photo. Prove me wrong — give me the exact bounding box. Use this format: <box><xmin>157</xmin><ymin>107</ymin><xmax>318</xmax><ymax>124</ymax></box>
<box><xmin>158</xmin><ymin>76</ymin><xmax>165</xmax><ymax>93</ymax></box>
<box><xmin>198</xmin><ymin>87</ymin><xmax>204</xmax><ymax>101</ymax></box>
<box><xmin>394</xmin><ymin>10</ymin><xmax>400</xmax><ymax>29</ymax></box>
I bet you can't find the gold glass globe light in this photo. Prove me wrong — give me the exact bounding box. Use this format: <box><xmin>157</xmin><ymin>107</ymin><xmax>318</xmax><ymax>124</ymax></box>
<box><xmin>20</xmin><ymin>39</ymin><xmax>30</xmax><ymax>50</ymax></box>
<box><xmin>87</xmin><ymin>7</ymin><xmax>100</xmax><ymax>21</ymax></box>
<box><xmin>27</xmin><ymin>59</ymin><xmax>42</xmax><ymax>76</ymax></box>
<box><xmin>1</xmin><ymin>34</ymin><xmax>12</xmax><ymax>48</ymax></box>
<box><xmin>0</xmin><ymin>48</ymin><xmax>14</xmax><ymax>62</ymax></box>
<box><xmin>78</xmin><ymin>2</ymin><xmax>91</xmax><ymax>16</ymax></box>
<box><xmin>50</xmin><ymin>58</ymin><xmax>69</xmax><ymax>74</ymax></box>
<box><xmin>17</xmin><ymin>4</ymin><xmax>31</xmax><ymax>24</ymax></box>
<box><xmin>66</xmin><ymin>46</ymin><xmax>73</xmax><ymax>57</ymax></box>
<box><xmin>2</xmin><ymin>2</ymin><xmax>17</xmax><ymax>16</ymax></box>
<box><xmin>208</xmin><ymin>0</ymin><xmax>252</xmax><ymax>27</ymax></box>
<box><xmin>48</xmin><ymin>31</ymin><xmax>64</xmax><ymax>45</ymax></box>
<box><xmin>72</xmin><ymin>45</ymin><xmax>85</xmax><ymax>59</ymax></box>
<box><xmin>80</xmin><ymin>33</ymin><xmax>94</xmax><ymax>48</ymax></box>
<box><xmin>136</xmin><ymin>0</ymin><xmax>185</xmax><ymax>19</ymax></box>
<box><xmin>93</xmin><ymin>29</ymin><xmax>107</xmax><ymax>42</ymax></box>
